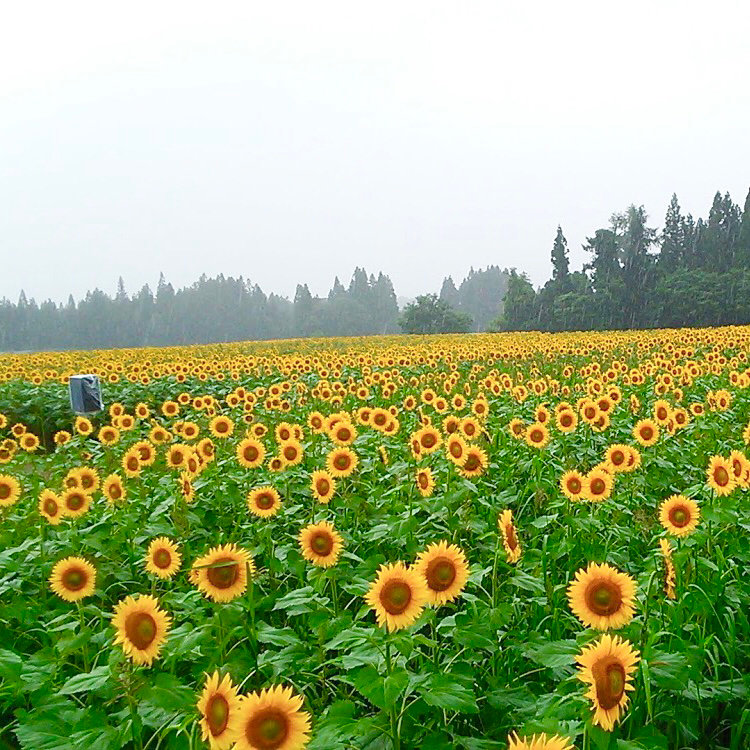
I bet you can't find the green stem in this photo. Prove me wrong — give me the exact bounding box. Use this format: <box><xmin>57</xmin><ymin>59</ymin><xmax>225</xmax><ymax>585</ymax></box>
<box><xmin>384</xmin><ymin>637</ymin><xmax>400</xmax><ymax>750</ymax></box>
<box><xmin>76</xmin><ymin>602</ymin><xmax>90</xmax><ymax>671</ymax></box>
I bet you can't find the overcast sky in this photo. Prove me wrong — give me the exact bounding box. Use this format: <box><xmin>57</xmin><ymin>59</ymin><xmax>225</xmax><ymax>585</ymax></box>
<box><xmin>2</xmin><ymin>1</ymin><xmax>749</xmax><ymax>304</ymax></box>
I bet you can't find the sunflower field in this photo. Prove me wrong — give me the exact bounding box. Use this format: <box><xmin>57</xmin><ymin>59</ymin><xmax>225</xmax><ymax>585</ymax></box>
<box><xmin>0</xmin><ymin>328</ymin><xmax>749</xmax><ymax>750</ymax></box>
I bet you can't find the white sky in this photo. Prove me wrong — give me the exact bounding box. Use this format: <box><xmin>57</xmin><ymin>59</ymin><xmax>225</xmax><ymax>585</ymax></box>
<box><xmin>2</xmin><ymin>1</ymin><xmax>749</xmax><ymax>304</ymax></box>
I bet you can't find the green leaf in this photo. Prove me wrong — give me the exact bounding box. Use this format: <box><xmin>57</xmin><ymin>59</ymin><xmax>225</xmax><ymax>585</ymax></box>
<box><xmin>59</xmin><ymin>665</ymin><xmax>111</xmax><ymax>695</ymax></box>
<box><xmin>419</xmin><ymin>673</ymin><xmax>478</xmax><ymax>713</ymax></box>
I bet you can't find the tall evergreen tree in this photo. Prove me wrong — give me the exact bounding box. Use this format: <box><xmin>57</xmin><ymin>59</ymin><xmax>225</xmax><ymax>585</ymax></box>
<box><xmin>550</xmin><ymin>226</ymin><xmax>570</xmax><ymax>283</ymax></box>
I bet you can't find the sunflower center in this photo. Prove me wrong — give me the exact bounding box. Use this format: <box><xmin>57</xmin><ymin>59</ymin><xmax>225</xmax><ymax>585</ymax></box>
<box><xmin>205</xmin><ymin>694</ymin><xmax>230</xmax><ymax>736</ymax></box>
<box><xmin>592</xmin><ymin>656</ymin><xmax>627</xmax><ymax>710</ymax></box>
<box><xmin>62</xmin><ymin>568</ymin><xmax>87</xmax><ymax>591</ymax></box>
<box><xmin>316</xmin><ymin>478</ymin><xmax>330</xmax><ymax>495</ymax></box>
<box><xmin>244</xmin><ymin>446</ymin><xmax>259</xmax><ymax>462</ymax></box>
<box><xmin>216</xmin><ymin>422</ymin><xmax>228</xmax><ymax>433</ymax></box>
<box><xmin>611</xmin><ymin>451</ymin><xmax>625</xmax><ymax>465</ymax></box>
<box><xmin>590</xmin><ymin>478</ymin><xmax>606</xmax><ymax>495</ymax></box>
<box><xmin>125</xmin><ymin>612</ymin><xmax>157</xmax><ymax>650</ymax></box>
<box><xmin>504</xmin><ymin>523</ymin><xmax>518</xmax><ymax>550</ymax></box>
<box><xmin>561</xmin><ymin>414</ymin><xmax>573</xmax><ymax>426</ymax></box>
<box><xmin>127</xmin><ymin>457</ymin><xmax>139</xmax><ymax>470</ymax></box>
<box><xmin>109</xmin><ymin>484</ymin><xmax>122</xmax><ymax>499</ymax></box>
<box><xmin>418</xmin><ymin>473</ymin><xmax>429</xmax><ymax>489</ymax></box>
<box><xmin>669</xmin><ymin>507</ymin><xmax>689</xmax><ymax>526</ymax></box>
<box><xmin>567</xmin><ymin>477</ymin><xmax>582</xmax><ymax>494</ymax></box>
<box><xmin>426</xmin><ymin>558</ymin><xmax>456</xmax><ymax>592</ymax></box>
<box><xmin>334</xmin><ymin>455</ymin><xmax>350</xmax><ymax>470</ymax></box>
<box><xmin>67</xmin><ymin>493</ymin><xmax>84</xmax><ymax>510</ymax></box>
<box><xmin>283</xmin><ymin>446</ymin><xmax>297</xmax><ymax>460</ymax></box>
<box><xmin>714</xmin><ymin>467</ymin><xmax>729</xmax><ymax>486</ymax></box>
<box><xmin>641</xmin><ymin>426</ymin><xmax>653</xmax><ymax>440</ymax></box>
<box><xmin>311</xmin><ymin>532</ymin><xmax>334</xmax><ymax>556</ymax></box>
<box><xmin>450</xmin><ymin>443</ymin><xmax>463</xmax><ymax>458</ymax></box>
<box><xmin>0</xmin><ymin>484</ymin><xmax>10</xmax><ymax>499</ymax></box>
<box><xmin>44</xmin><ymin>498</ymin><xmax>58</xmax><ymax>515</ymax></box>
<box><xmin>207</xmin><ymin>558</ymin><xmax>240</xmax><ymax>589</ymax></box>
<box><xmin>530</xmin><ymin>429</ymin><xmax>543</xmax><ymax>443</ymax></box>
<box><xmin>422</xmin><ymin>434</ymin><xmax>436</xmax><ymax>448</ymax></box>
<box><xmin>247</xmin><ymin>709</ymin><xmax>289</xmax><ymax>749</ymax></box>
<box><xmin>256</xmin><ymin>493</ymin><xmax>274</xmax><ymax>510</ymax></box>
<box><xmin>154</xmin><ymin>549</ymin><xmax>172</xmax><ymax>568</ymax></box>
<box><xmin>585</xmin><ymin>580</ymin><xmax>622</xmax><ymax>616</ymax></box>
<box><xmin>464</xmin><ymin>455</ymin><xmax>479</xmax><ymax>471</ymax></box>
<box><xmin>380</xmin><ymin>580</ymin><xmax>412</xmax><ymax>615</ymax></box>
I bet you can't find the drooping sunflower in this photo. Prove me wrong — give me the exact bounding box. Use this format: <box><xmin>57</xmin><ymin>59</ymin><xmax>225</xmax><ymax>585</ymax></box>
<box><xmin>49</xmin><ymin>556</ymin><xmax>96</xmax><ymax>602</ymax></box>
<box><xmin>659</xmin><ymin>495</ymin><xmax>700</xmax><ymax>536</ymax></box>
<box><xmin>299</xmin><ymin>521</ymin><xmax>343</xmax><ymax>568</ymax></box>
<box><xmin>567</xmin><ymin>562</ymin><xmax>636</xmax><ymax>630</ymax></box>
<box><xmin>498</xmin><ymin>509</ymin><xmax>521</xmax><ymax>563</ymax></box>
<box><xmin>584</xmin><ymin>468</ymin><xmax>614</xmax><ymax>503</ymax></box>
<box><xmin>236</xmin><ymin>438</ymin><xmax>266</xmax><ymax>469</ymax></box>
<box><xmin>365</xmin><ymin>561</ymin><xmax>428</xmax><ymax>632</ymax></box>
<box><xmin>560</xmin><ymin>470</ymin><xmax>586</xmax><ymax>502</ymax></box>
<box><xmin>39</xmin><ymin>489</ymin><xmax>63</xmax><ymax>525</ymax></box>
<box><xmin>197</xmin><ymin>671</ymin><xmax>242</xmax><ymax>750</ymax></box>
<box><xmin>706</xmin><ymin>455</ymin><xmax>736</xmax><ymax>496</ymax></box>
<box><xmin>310</xmin><ymin>470</ymin><xmax>335</xmax><ymax>503</ymax></box>
<box><xmin>247</xmin><ymin>486</ymin><xmax>282</xmax><ymax>518</ymax></box>
<box><xmin>111</xmin><ymin>594</ymin><xmax>171</xmax><ymax>666</ymax></box>
<box><xmin>633</xmin><ymin>419</ymin><xmax>659</xmax><ymax>447</ymax></box>
<box><xmin>190</xmin><ymin>543</ymin><xmax>255</xmax><ymax>603</ymax></box>
<box><xmin>61</xmin><ymin>488</ymin><xmax>92</xmax><ymax>518</ymax></box>
<box><xmin>576</xmin><ymin>634</ymin><xmax>640</xmax><ymax>731</ymax></box>
<box><xmin>233</xmin><ymin>684</ymin><xmax>311</xmax><ymax>750</ymax></box>
<box><xmin>659</xmin><ymin>538</ymin><xmax>677</xmax><ymax>600</ymax></box>
<box><xmin>460</xmin><ymin>445</ymin><xmax>488</xmax><ymax>478</ymax></box>
<box><xmin>0</xmin><ymin>474</ymin><xmax>21</xmax><ymax>508</ymax></box>
<box><xmin>507</xmin><ymin>732</ymin><xmax>574</xmax><ymax>750</ymax></box>
<box><xmin>415</xmin><ymin>467</ymin><xmax>435</xmax><ymax>497</ymax></box>
<box><xmin>145</xmin><ymin>537</ymin><xmax>182</xmax><ymax>579</ymax></box>
<box><xmin>413</xmin><ymin>541</ymin><xmax>469</xmax><ymax>606</ymax></box>
<box><xmin>326</xmin><ymin>447</ymin><xmax>358</xmax><ymax>478</ymax></box>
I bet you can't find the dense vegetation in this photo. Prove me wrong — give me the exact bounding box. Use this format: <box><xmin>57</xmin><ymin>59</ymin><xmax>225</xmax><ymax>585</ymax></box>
<box><xmin>497</xmin><ymin>190</ymin><xmax>750</xmax><ymax>332</ymax></box>
<box><xmin>0</xmin><ymin>329</ymin><xmax>749</xmax><ymax>749</ymax></box>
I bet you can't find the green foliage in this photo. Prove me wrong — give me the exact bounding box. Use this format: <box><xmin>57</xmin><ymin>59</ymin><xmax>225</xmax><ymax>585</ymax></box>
<box><xmin>399</xmin><ymin>294</ymin><xmax>473</xmax><ymax>334</ymax></box>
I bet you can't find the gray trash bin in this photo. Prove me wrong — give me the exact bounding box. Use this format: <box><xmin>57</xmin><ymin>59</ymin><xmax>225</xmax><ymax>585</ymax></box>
<box><xmin>69</xmin><ymin>374</ymin><xmax>104</xmax><ymax>415</ymax></box>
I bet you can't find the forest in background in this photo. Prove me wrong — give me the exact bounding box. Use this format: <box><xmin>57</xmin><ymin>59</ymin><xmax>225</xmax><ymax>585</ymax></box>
<box><xmin>2</xmin><ymin>187</ymin><xmax>749</xmax><ymax>351</ymax></box>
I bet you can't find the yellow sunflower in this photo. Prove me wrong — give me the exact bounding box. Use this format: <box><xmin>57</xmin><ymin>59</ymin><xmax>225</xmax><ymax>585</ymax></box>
<box><xmin>524</xmin><ymin>422</ymin><xmax>550</xmax><ymax>449</ymax></box>
<box><xmin>445</xmin><ymin>434</ymin><xmax>468</xmax><ymax>465</ymax></box>
<box><xmin>49</xmin><ymin>556</ymin><xmax>96</xmax><ymax>602</ymax></box>
<box><xmin>0</xmin><ymin>474</ymin><xmax>21</xmax><ymax>508</ymax></box>
<box><xmin>299</xmin><ymin>521</ymin><xmax>343</xmax><ymax>568</ymax></box>
<box><xmin>326</xmin><ymin>447</ymin><xmax>359</xmax><ymax>478</ymax></box>
<box><xmin>310</xmin><ymin>470</ymin><xmax>336</xmax><ymax>504</ymax></box>
<box><xmin>77</xmin><ymin>467</ymin><xmax>100</xmax><ymax>493</ymax></box>
<box><xmin>210</xmin><ymin>415</ymin><xmax>235</xmax><ymax>439</ymax></box>
<box><xmin>233</xmin><ymin>684</ymin><xmax>311</xmax><ymax>750</ymax></box>
<box><xmin>247</xmin><ymin>486</ymin><xmax>282</xmax><ymax>518</ymax></box>
<box><xmin>604</xmin><ymin>444</ymin><xmax>630</xmax><ymax>473</ymax></box>
<box><xmin>507</xmin><ymin>732</ymin><xmax>574</xmax><ymax>750</ymax></box>
<box><xmin>633</xmin><ymin>419</ymin><xmax>659</xmax><ymax>447</ymax></box>
<box><xmin>197</xmin><ymin>671</ymin><xmax>242</xmax><ymax>750</ymax></box>
<box><xmin>74</xmin><ymin>416</ymin><xmax>93</xmax><ymax>436</ymax></box>
<box><xmin>365</xmin><ymin>561</ymin><xmax>428</xmax><ymax>631</ymax></box>
<box><xmin>584</xmin><ymin>468</ymin><xmax>614</xmax><ymax>503</ymax></box>
<box><xmin>659</xmin><ymin>538</ymin><xmax>677</xmax><ymax>600</ymax></box>
<box><xmin>656</xmin><ymin>494</ymin><xmax>699</xmax><ymax>536</ymax></box>
<box><xmin>122</xmin><ymin>449</ymin><xmax>142</xmax><ymax>478</ymax></box>
<box><xmin>498</xmin><ymin>509</ymin><xmax>521</xmax><ymax>563</ymax></box>
<box><xmin>567</xmin><ymin>562</ymin><xmax>636</xmax><ymax>630</ymax></box>
<box><xmin>111</xmin><ymin>594</ymin><xmax>171</xmax><ymax>666</ymax></box>
<box><xmin>190</xmin><ymin>543</ymin><xmax>255</xmax><ymax>602</ymax></box>
<box><xmin>279</xmin><ymin>439</ymin><xmax>304</xmax><ymax>467</ymax></box>
<box><xmin>560</xmin><ymin>470</ymin><xmax>585</xmax><ymax>502</ymax></box>
<box><xmin>39</xmin><ymin>489</ymin><xmax>63</xmax><ymax>525</ymax></box>
<box><xmin>102</xmin><ymin>473</ymin><xmax>126</xmax><ymax>504</ymax></box>
<box><xmin>460</xmin><ymin>445</ymin><xmax>488</xmax><ymax>478</ymax></box>
<box><xmin>54</xmin><ymin>430</ymin><xmax>72</xmax><ymax>446</ymax></box>
<box><xmin>413</xmin><ymin>541</ymin><xmax>469</xmax><ymax>606</ymax></box>
<box><xmin>60</xmin><ymin>488</ymin><xmax>92</xmax><ymax>518</ymax></box>
<box><xmin>145</xmin><ymin>537</ymin><xmax>182</xmax><ymax>579</ymax></box>
<box><xmin>415</xmin><ymin>467</ymin><xmax>435</xmax><ymax>497</ymax></box>
<box><xmin>98</xmin><ymin>425</ymin><xmax>121</xmax><ymax>446</ymax></box>
<box><xmin>707</xmin><ymin>455</ymin><xmax>736</xmax><ymax>496</ymax></box>
<box><xmin>236</xmin><ymin>438</ymin><xmax>266</xmax><ymax>469</ymax></box>
<box><xmin>576</xmin><ymin>634</ymin><xmax>640</xmax><ymax>731</ymax></box>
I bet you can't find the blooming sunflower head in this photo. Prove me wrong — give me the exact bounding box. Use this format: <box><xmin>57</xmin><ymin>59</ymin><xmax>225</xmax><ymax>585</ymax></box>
<box><xmin>567</xmin><ymin>562</ymin><xmax>637</xmax><ymax>630</ymax></box>
<box><xmin>247</xmin><ymin>486</ymin><xmax>282</xmax><ymax>518</ymax></box>
<box><xmin>507</xmin><ymin>732</ymin><xmax>574</xmax><ymax>750</ymax></box>
<box><xmin>0</xmin><ymin>474</ymin><xmax>22</xmax><ymax>508</ymax></box>
<box><xmin>236</xmin><ymin>438</ymin><xmax>266</xmax><ymax>469</ymax></box>
<box><xmin>659</xmin><ymin>495</ymin><xmax>700</xmax><ymax>537</ymax></box>
<box><xmin>499</xmin><ymin>509</ymin><xmax>521</xmax><ymax>563</ymax></box>
<box><xmin>414</xmin><ymin>540</ymin><xmax>469</xmax><ymax>606</ymax></box>
<box><xmin>233</xmin><ymin>684</ymin><xmax>311</xmax><ymax>750</ymax></box>
<box><xmin>298</xmin><ymin>521</ymin><xmax>343</xmax><ymax>568</ymax></box>
<box><xmin>196</xmin><ymin>671</ymin><xmax>241</xmax><ymax>750</ymax></box>
<box><xmin>39</xmin><ymin>489</ymin><xmax>63</xmax><ymax>525</ymax></box>
<box><xmin>707</xmin><ymin>455</ymin><xmax>736</xmax><ymax>496</ymax></box>
<box><xmin>145</xmin><ymin>537</ymin><xmax>182</xmax><ymax>579</ymax></box>
<box><xmin>49</xmin><ymin>556</ymin><xmax>96</xmax><ymax>602</ymax></box>
<box><xmin>365</xmin><ymin>561</ymin><xmax>428</xmax><ymax>632</ymax></box>
<box><xmin>190</xmin><ymin>543</ymin><xmax>255</xmax><ymax>603</ymax></box>
<box><xmin>111</xmin><ymin>594</ymin><xmax>171</xmax><ymax>667</ymax></box>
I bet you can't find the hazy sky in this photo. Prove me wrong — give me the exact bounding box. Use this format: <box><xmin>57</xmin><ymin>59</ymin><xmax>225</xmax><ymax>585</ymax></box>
<box><xmin>2</xmin><ymin>1</ymin><xmax>749</xmax><ymax>304</ymax></box>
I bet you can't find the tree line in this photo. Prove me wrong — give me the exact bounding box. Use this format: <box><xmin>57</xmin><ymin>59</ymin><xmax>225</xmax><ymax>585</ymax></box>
<box><xmin>496</xmin><ymin>189</ymin><xmax>750</xmax><ymax>331</ymax></box>
<box><xmin>0</xmin><ymin>265</ymin><xmax>510</xmax><ymax>351</ymax></box>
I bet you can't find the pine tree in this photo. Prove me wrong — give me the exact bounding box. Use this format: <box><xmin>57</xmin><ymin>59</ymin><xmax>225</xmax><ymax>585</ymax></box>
<box><xmin>738</xmin><ymin>188</ymin><xmax>750</xmax><ymax>266</ymax></box>
<box><xmin>659</xmin><ymin>194</ymin><xmax>684</xmax><ymax>271</ymax></box>
<box><xmin>550</xmin><ymin>226</ymin><xmax>570</xmax><ymax>283</ymax></box>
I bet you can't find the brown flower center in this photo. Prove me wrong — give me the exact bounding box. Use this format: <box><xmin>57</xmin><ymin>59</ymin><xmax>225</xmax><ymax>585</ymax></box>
<box><xmin>418</xmin><ymin>473</ymin><xmax>430</xmax><ymax>490</ymax></box>
<box><xmin>590</xmin><ymin>478</ymin><xmax>606</xmax><ymax>496</ymax></box>
<box><xmin>592</xmin><ymin>656</ymin><xmax>627</xmax><ymax>710</ymax></box>
<box><xmin>311</xmin><ymin>532</ymin><xmax>334</xmax><ymax>556</ymax></box>
<box><xmin>44</xmin><ymin>498</ymin><xmax>59</xmax><ymax>515</ymax></box>
<box><xmin>207</xmin><ymin>558</ymin><xmax>240</xmax><ymax>589</ymax></box>
<box><xmin>713</xmin><ymin>467</ymin><xmax>729</xmax><ymax>486</ymax></box>
<box><xmin>0</xmin><ymin>484</ymin><xmax>10</xmax><ymax>499</ymax></box>
<box><xmin>246</xmin><ymin>709</ymin><xmax>289</xmax><ymax>749</ymax></box>
<box><xmin>561</xmin><ymin>414</ymin><xmax>573</xmax><ymax>427</ymax></box>
<box><xmin>421</xmin><ymin>433</ymin><xmax>437</xmax><ymax>449</ymax></box>
<box><xmin>153</xmin><ymin>549</ymin><xmax>172</xmax><ymax>569</ymax></box>
<box><xmin>504</xmin><ymin>523</ymin><xmax>518</xmax><ymax>550</ymax></box>
<box><xmin>62</xmin><ymin>567</ymin><xmax>88</xmax><ymax>591</ymax></box>
<box><xmin>641</xmin><ymin>426</ymin><xmax>654</xmax><ymax>440</ymax></box>
<box><xmin>380</xmin><ymin>580</ymin><xmax>412</xmax><ymax>615</ymax></box>
<box><xmin>205</xmin><ymin>694</ymin><xmax>230</xmax><ymax>737</ymax></box>
<box><xmin>669</xmin><ymin>506</ymin><xmax>689</xmax><ymax>527</ymax></box>
<box><xmin>244</xmin><ymin>446</ymin><xmax>259</xmax><ymax>462</ymax></box>
<box><xmin>426</xmin><ymin>558</ymin><xmax>456</xmax><ymax>592</ymax></box>
<box><xmin>255</xmin><ymin>492</ymin><xmax>275</xmax><ymax>510</ymax></box>
<box><xmin>125</xmin><ymin>611</ymin><xmax>157</xmax><ymax>650</ymax></box>
<box><xmin>611</xmin><ymin>450</ymin><xmax>625</xmax><ymax>466</ymax></box>
<box><xmin>316</xmin><ymin>478</ymin><xmax>330</xmax><ymax>495</ymax></box>
<box><xmin>334</xmin><ymin>455</ymin><xmax>350</xmax><ymax>470</ymax></box>
<box><xmin>67</xmin><ymin>493</ymin><xmax>85</xmax><ymax>510</ymax></box>
<box><xmin>463</xmin><ymin>454</ymin><xmax>479</xmax><ymax>472</ymax></box>
<box><xmin>585</xmin><ymin>580</ymin><xmax>623</xmax><ymax>616</ymax></box>
<box><xmin>283</xmin><ymin>446</ymin><xmax>297</xmax><ymax>461</ymax></box>
<box><xmin>127</xmin><ymin>457</ymin><xmax>139</xmax><ymax>471</ymax></box>
<box><xmin>566</xmin><ymin>477</ymin><xmax>582</xmax><ymax>494</ymax></box>
<box><xmin>530</xmin><ymin>429</ymin><xmax>543</xmax><ymax>443</ymax></box>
